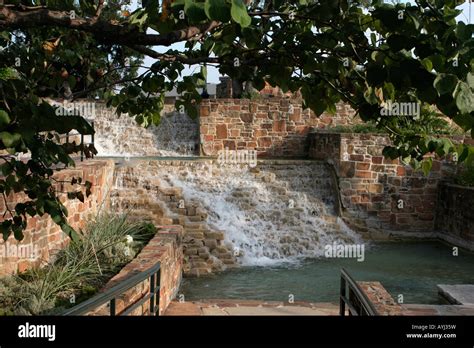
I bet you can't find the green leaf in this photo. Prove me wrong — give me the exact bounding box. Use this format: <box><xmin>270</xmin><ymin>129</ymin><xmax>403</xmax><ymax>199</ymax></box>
<box><xmin>387</xmin><ymin>34</ymin><xmax>407</xmax><ymax>52</ymax></box>
<box><xmin>467</xmin><ymin>73</ymin><xmax>474</xmax><ymax>90</ymax></box>
<box><xmin>185</xmin><ymin>0</ymin><xmax>207</xmax><ymax>22</ymax></box>
<box><xmin>231</xmin><ymin>0</ymin><xmax>251</xmax><ymax>28</ymax></box>
<box><xmin>454</xmin><ymin>81</ymin><xmax>474</xmax><ymax>114</ymax></box>
<box><xmin>61</xmin><ymin>223</ymin><xmax>79</xmax><ymax>242</ymax></box>
<box><xmin>421</xmin><ymin>158</ymin><xmax>432</xmax><ymax>176</ymax></box>
<box><xmin>0</xmin><ymin>221</ymin><xmax>12</xmax><ymax>241</ymax></box>
<box><xmin>421</xmin><ymin>58</ymin><xmax>433</xmax><ymax>72</ymax></box>
<box><xmin>76</xmin><ymin>191</ymin><xmax>85</xmax><ymax>203</ymax></box>
<box><xmin>205</xmin><ymin>0</ymin><xmax>231</xmax><ymax>22</ymax></box>
<box><xmin>0</xmin><ymin>67</ymin><xmax>19</xmax><ymax>81</ymax></box>
<box><xmin>0</xmin><ymin>110</ymin><xmax>11</xmax><ymax>127</ymax></box>
<box><xmin>13</xmin><ymin>226</ymin><xmax>24</xmax><ymax>241</ymax></box>
<box><xmin>0</xmin><ymin>132</ymin><xmax>21</xmax><ymax>148</ymax></box>
<box><xmin>383</xmin><ymin>82</ymin><xmax>395</xmax><ymax>100</ymax></box>
<box><xmin>200</xmin><ymin>65</ymin><xmax>207</xmax><ymax>81</ymax></box>
<box><xmin>363</xmin><ymin>87</ymin><xmax>378</xmax><ymax>105</ymax></box>
<box><xmin>85</xmin><ymin>181</ymin><xmax>92</xmax><ymax>196</ymax></box>
<box><xmin>428</xmin><ymin>55</ymin><xmax>445</xmax><ymax>71</ymax></box>
<box><xmin>456</xmin><ymin>22</ymin><xmax>473</xmax><ymax>41</ymax></box>
<box><xmin>433</xmin><ymin>74</ymin><xmax>458</xmax><ymax>95</ymax></box>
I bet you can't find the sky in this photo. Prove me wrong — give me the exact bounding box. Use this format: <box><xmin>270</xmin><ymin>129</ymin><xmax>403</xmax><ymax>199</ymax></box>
<box><xmin>127</xmin><ymin>0</ymin><xmax>473</xmax><ymax>84</ymax></box>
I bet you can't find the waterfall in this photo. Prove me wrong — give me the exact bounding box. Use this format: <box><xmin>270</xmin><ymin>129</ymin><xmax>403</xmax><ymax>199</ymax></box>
<box><xmin>91</xmin><ymin>105</ymin><xmax>199</xmax><ymax>157</ymax></box>
<box><xmin>155</xmin><ymin>161</ymin><xmax>364</xmax><ymax>266</ymax></box>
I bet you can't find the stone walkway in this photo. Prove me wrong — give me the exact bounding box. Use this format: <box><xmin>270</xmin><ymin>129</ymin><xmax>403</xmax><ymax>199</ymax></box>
<box><xmin>164</xmin><ymin>300</ymin><xmax>340</xmax><ymax>316</ymax></box>
<box><xmin>437</xmin><ymin>284</ymin><xmax>474</xmax><ymax>305</ymax></box>
<box><xmin>164</xmin><ymin>299</ymin><xmax>474</xmax><ymax>316</ymax></box>
<box><xmin>401</xmin><ymin>304</ymin><xmax>474</xmax><ymax>316</ymax></box>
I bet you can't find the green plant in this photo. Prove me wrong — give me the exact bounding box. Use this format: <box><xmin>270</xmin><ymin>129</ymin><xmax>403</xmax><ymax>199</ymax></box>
<box><xmin>325</xmin><ymin>121</ymin><xmax>383</xmax><ymax>134</ymax></box>
<box><xmin>455</xmin><ymin>165</ymin><xmax>474</xmax><ymax>187</ymax></box>
<box><xmin>241</xmin><ymin>88</ymin><xmax>261</xmax><ymax>100</ymax></box>
<box><xmin>0</xmin><ymin>213</ymin><xmax>156</xmax><ymax>315</ymax></box>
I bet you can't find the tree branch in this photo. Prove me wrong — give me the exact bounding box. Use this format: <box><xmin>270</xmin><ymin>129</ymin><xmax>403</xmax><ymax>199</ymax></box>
<box><xmin>130</xmin><ymin>45</ymin><xmax>220</xmax><ymax>65</ymax></box>
<box><xmin>0</xmin><ymin>6</ymin><xmax>220</xmax><ymax>49</ymax></box>
<box><xmin>95</xmin><ymin>0</ymin><xmax>105</xmax><ymax>18</ymax></box>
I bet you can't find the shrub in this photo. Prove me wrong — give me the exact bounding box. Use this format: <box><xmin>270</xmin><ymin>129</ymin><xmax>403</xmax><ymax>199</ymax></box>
<box><xmin>324</xmin><ymin>121</ymin><xmax>383</xmax><ymax>134</ymax></box>
<box><xmin>455</xmin><ymin>165</ymin><xmax>474</xmax><ymax>187</ymax></box>
<box><xmin>0</xmin><ymin>213</ymin><xmax>156</xmax><ymax>315</ymax></box>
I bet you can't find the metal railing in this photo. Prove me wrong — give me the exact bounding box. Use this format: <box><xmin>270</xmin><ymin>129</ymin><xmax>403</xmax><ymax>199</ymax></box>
<box><xmin>63</xmin><ymin>262</ymin><xmax>161</xmax><ymax>316</ymax></box>
<box><xmin>339</xmin><ymin>268</ymin><xmax>378</xmax><ymax>316</ymax></box>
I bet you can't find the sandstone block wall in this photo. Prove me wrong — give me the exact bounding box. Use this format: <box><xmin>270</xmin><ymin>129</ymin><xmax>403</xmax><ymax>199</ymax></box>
<box><xmin>308</xmin><ymin>133</ymin><xmax>464</xmax><ymax>234</ymax></box>
<box><xmin>0</xmin><ymin>159</ymin><xmax>115</xmax><ymax>276</ymax></box>
<box><xmin>436</xmin><ymin>183</ymin><xmax>474</xmax><ymax>250</ymax></box>
<box><xmin>199</xmin><ymin>99</ymin><xmax>360</xmax><ymax>157</ymax></box>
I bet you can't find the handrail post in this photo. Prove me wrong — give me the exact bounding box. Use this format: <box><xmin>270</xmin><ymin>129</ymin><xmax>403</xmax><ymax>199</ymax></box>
<box><xmin>149</xmin><ymin>274</ymin><xmax>155</xmax><ymax>316</ymax></box>
<box><xmin>91</xmin><ymin>121</ymin><xmax>95</xmax><ymax>159</ymax></box>
<box><xmin>110</xmin><ymin>298</ymin><xmax>116</xmax><ymax>316</ymax></box>
<box><xmin>156</xmin><ymin>268</ymin><xmax>161</xmax><ymax>316</ymax></box>
<box><xmin>339</xmin><ymin>268</ymin><xmax>378</xmax><ymax>316</ymax></box>
<box><xmin>80</xmin><ymin>133</ymin><xmax>84</xmax><ymax>162</ymax></box>
<box><xmin>340</xmin><ymin>275</ymin><xmax>346</xmax><ymax>316</ymax></box>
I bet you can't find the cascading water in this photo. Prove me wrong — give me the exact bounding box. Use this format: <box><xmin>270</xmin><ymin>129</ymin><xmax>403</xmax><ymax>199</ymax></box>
<box><xmin>91</xmin><ymin>106</ymin><xmax>199</xmax><ymax>157</ymax></box>
<box><xmin>156</xmin><ymin>161</ymin><xmax>364</xmax><ymax>266</ymax></box>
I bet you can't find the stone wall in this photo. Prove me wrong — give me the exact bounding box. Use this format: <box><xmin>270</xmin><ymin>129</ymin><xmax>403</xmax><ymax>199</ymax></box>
<box><xmin>0</xmin><ymin>159</ymin><xmax>115</xmax><ymax>276</ymax></box>
<box><xmin>436</xmin><ymin>183</ymin><xmax>474</xmax><ymax>250</ymax></box>
<box><xmin>199</xmin><ymin>99</ymin><xmax>360</xmax><ymax>157</ymax></box>
<box><xmin>308</xmin><ymin>133</ymin><xmax>466</xmax><ymax>236</ymax></box>
<box><xmin>88</xmin><ymin>225</ymin><xmax>183</xmax><ymax>316</ymax></box>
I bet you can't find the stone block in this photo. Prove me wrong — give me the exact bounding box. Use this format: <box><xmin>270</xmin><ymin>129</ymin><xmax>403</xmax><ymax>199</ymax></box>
<box><xmin>216</xmin><ymin>124</ymin><xmax>228</xmax><ymax>139</ymax></box>
<box><xmin>204</xmin><ymin>239</ymin><xmax>218</xmax><ymax>250</ymax></box>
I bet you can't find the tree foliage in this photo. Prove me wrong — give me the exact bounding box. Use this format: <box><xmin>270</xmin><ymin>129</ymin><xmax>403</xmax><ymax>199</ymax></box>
<box><xmin>0</xmin><ymin>0</ymin><xmax>473</xmax><ymax>240</ymax></box>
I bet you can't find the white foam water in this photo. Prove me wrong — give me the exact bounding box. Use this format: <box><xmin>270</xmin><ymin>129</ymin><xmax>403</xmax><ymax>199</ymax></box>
<box><xmin>157</xmin><ymin>162</ymin><xmax>364</xmax><ymax>266</ymax></box>
<box><xmin>92</xmin><ymin>107</ymin><xmax>199</xmax><ymax>157</ymax></box>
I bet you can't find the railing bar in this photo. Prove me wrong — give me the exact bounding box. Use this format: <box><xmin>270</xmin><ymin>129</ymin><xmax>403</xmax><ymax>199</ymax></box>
<box><xmin>340</xmin><ymin>268</ymin><xmax>378</xmax><ymax>315</ymax></box>
<box><xmin>63</xmin><ymin>263</ymin><xmax>161</xmax><ymax>316</ymax></box>
<box><xmin>120</xmin><ymin>293</ymin><xmax>154</xmax><ymax>316</ymax></box>
<box><xmin>340</xmin><ymin>296</ymin><xmax>359</xmax><ymax>316</ymax></box>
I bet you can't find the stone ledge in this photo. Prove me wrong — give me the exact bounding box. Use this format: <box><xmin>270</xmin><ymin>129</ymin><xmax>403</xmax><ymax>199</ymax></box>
<box><xmin>358</xmin><ymin>281</ymin><xmax>403</xmax><ymax>315</ymax></box>
<box><xmin>437</xmin><ymin>284</ymin><xmax>474</xmax><ymax>305</ymax></box>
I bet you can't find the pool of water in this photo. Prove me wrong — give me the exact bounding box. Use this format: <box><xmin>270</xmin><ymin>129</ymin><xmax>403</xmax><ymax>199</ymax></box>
<box><xmin>180</xmin><ymin>242</ymin><xmax>474</xmax><ymax>304</ymax></box>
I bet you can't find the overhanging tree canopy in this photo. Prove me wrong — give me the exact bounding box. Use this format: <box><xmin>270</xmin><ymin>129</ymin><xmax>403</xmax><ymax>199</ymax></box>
<box><xmin>0</xmin><ymin>0</ymin><xmax>473</xmax><ymax>241</ymax></box>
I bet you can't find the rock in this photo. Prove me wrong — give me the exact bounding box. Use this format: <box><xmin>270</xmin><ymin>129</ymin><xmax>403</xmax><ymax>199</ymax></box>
<box><xmin>204</xmin><ymin>239</ymin><xmax>218</xmax><ymax>250</ymax></box>
<box><xmin>205</xmin><ymin>231</ymin><xmax>225</xmax><ymax>240</ymax></box>
<box><xmin>184</xmin><ymin>247</ymin><xmax>198</xmax><ymax>255</ymax></box>
<box><xmin>186</xmin><ymin>231</ymin><xmax>204</xmax><ymax>239</ymax></box>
